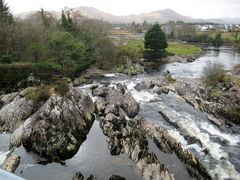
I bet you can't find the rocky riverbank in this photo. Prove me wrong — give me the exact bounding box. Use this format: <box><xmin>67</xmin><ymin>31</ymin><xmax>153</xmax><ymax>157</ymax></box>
<box><xmin>0</xmin><ymin>47</ymin><xmax>239</xmax><ymax>179</ymax></box>
<box><xmin>93</xmin><ymin>84</ymin><xmax>173</xmax><ymax>180</ymax></box>
<box><xmin>0</xmin><ymin>85</ymin><xmax>95</xmax><ymax>163</ymax></box>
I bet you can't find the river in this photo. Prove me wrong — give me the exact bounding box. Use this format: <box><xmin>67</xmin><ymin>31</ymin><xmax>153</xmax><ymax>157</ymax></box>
<box><xmin>0</xmin><ymin>47</ymin><xmax>240</xmax><ymax>180</ymax></box>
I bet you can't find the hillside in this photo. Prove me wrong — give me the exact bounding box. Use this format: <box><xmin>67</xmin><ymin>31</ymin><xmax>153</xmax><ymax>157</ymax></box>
<box><xmin>14</xmin><ymin>6</ymin><xmax>240</xmax><ymax>24</ymax></box>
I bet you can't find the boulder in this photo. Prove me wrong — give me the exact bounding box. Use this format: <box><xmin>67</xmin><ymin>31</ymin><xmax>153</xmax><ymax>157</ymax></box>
<box><xmin>109</xmin><ymin>175</ymin><xmax>126</xmax><ymax>180</ymax></box>
<box><xmin>106</xmin><ymin>88</ymin><xmax>139</xmax><ymax>118</ymax></box>
<box><xmin>1</xmin><ymin>154</ymin><xmax>20</xmax><ymax>173</ymax></box>
<box><xmin>27</xmin><ymin>73</ymin><xmax>41</xmax><ymax>87</ymax></box>
<box><xmin>95</xmin><ymin>99</ymin><xmax>106</xmax><ymax>115</ymax></box>
<box><xmin>87</xmin><ymin>175</ymin><xmax>97</xmax><ymax>180</ymax></box>
<box><xmin>134</xmin><ymin>81</ymin><xmax>155</xmax><ymax>91</ymax></box>
<box><xmin>72</xmin><ymin>172</ymin><xmax>84</xmax><ymax>180</ymax></box>
<box><xmin>0</xmin><ymin>94</ymin><xmax>33</xmax><ymax>133</ymax></box>
<box><xmin>105</xmin><ymin>105</ymin><xmax>119</xmax><ymax>116</ymax></box>
<box><xmin>121</xmin><ymin>92</ymin><xmax>139</xmax><ymax>118</ymax></box>
<box><xmin>21</xmin><ymin>87</ymin><xmax>95</xmax><ymax>161</ymax></box>
<box><xmin>92</xmin><ymin>87</ymin><xmax>109</xmax><ymax>97</ymax></box>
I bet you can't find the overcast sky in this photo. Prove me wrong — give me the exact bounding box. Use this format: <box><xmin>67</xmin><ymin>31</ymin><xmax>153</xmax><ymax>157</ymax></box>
<box><xmin>5</xmin><ymin>0</ymin><xmax>240</xmax><ymax>19</ymax></box>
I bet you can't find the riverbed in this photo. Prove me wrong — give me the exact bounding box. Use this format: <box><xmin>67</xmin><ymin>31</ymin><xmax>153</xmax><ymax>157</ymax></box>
<box><xmin>0</xmin><ymin>47</ymin><xmax>240</xmax><ymax>180</ymax></box>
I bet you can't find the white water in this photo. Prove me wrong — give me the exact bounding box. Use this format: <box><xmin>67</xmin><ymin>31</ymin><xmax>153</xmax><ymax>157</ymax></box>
<box><xmin>104</xmin><ymin>76</ymin><xmax>240</xmax><ymax>179</ymax></box>
<box><xmin>0</xmin><ymin>47</ymin><xmax>239</xmax><ymax>179</ymax></box>
<box><xmin>0</xmin><ymin>151</ymin><xmax>10</xmax><ymax>165</ymax></box>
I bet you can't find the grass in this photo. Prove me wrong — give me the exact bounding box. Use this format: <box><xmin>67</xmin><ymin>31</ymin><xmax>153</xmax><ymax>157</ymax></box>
<box><xmin>197</xmin><ymin>32</ymin><xmax>237</xmax><ymax>43</ymax></box>
<box><xmin>202</xmin><ymin>62</ymin><xmax>225</xmax><ymax>87</ymax></box>
<box><xmin>120</xmin><ymin>40</ymin><xmax>200</xmax><ymax>58</ymax></box>
<box><xmin>165</xmin><ymin>75</ymin><xmax>176</xmax><ymax>84</ymax></box>
<box><xmin>25</xmin><ymin>81</ymin><xmax>70</xmax><ymax>105</ymax></box>
<box><xmin>25</xmin><ymin>85</ymin><xmax>52</xmax><ymax>105</ymax></box>
<box><xmin>225</xmin><ymin>75</ymin><xmax>240</xmax><ymax>88</ymax></box>
<box><xmin>54</xmin><ymin>81</ymin><xmax>70</xmax><ymax>96</ymax></box>
<box><xmin>166</xmin><ymin>42</ymin><xmax>200</xmax><ymax>56</ymax></box>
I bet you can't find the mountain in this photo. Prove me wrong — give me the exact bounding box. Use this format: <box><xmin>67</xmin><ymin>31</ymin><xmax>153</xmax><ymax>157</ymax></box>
<box><xmin>14</xmin><ymin>7</ymin><xmax>240</xmax><ymax>24</ymax></box>
<box><xmin>206</xmin><ymin>17</ymin><xmax>240</xmax><ymax>24</ymax></box>
<box><xmin>73</xmin><ymin>7</ymin><xmax>200</xmax><ymax>24</ymax></box>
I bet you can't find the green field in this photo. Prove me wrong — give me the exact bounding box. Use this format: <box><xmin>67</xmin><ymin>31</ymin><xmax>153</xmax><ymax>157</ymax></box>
<box><xmin>121</xmin><ymin>40</ymin><xmax>200</xmax><ymax>57</ymax></box>
<box><xmin>197</xmin><ymin>32</ymin><xmax>237</xmax><ymax>42</ymax></box>
<box><xmin>166</xmin><ymin>42</ymin><xmax>200</xmax><ymax>55</ymax></box>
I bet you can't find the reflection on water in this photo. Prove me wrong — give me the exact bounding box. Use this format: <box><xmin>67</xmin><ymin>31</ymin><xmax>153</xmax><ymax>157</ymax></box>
<box><xmin>14</xmin><ymin>120</ymin><xmax>142</xmax><ymax>180</ymax></box>
<box><xmin>155</xmin><ymin>47</ymin><xmax>240</xmax><ymax>78</ymax></box>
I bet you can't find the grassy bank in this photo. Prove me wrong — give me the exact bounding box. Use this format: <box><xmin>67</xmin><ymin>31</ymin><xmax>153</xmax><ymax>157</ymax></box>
<box><xmin>0</xmin><ymin>62</ymin><xmax>91</xmax><ymax>92</ymax></box>
<box><xmin>166</xmin><ymin>42</ymin><xmax>200</xmax><ymax>55</ymax></box>
<box><xmin>121</xmin><ymin>40</ymin><xmax>200</xmax><ymax>58</ymax></box>
<box><xmin>197</xmin><ymin>32</ymin><xmax>237</xmax><ymax>43</ymax></box>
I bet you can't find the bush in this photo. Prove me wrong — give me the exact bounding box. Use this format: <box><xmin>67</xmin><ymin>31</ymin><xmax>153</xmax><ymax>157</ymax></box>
<box><xmin>48</xmin><ymin>31</ymin><xmax>86</xmax><ymax>67</ymax></box>
<box><xmin>0</xmin><ymin>55</ymin><xmax>13</xmax><ymax>64</ymax></box>
<box><xmin>213</xmin><ymin>33</ymin><xmax>224</xmax><ymax>47</ymax></box>
<box><xmin>73</xmin><ymin>76</ymin><xmax>86</xmax><ymax>87</ymax></box>
<box><xmin>54</xmin><ymin>81</ymin><xmax>69</xmax><ymax>96</ymax></box>
<box><xmin>25</xmin><ymin>85</ymin><xmax>51</xmax><ymax>104</ymax></box>
<box><xmin>202</xmin><ymin>62</ymin><xmax>225</xmax><ymax>87</ymax></box>
<box><xmin>121</xmin><ymin>40</ymin><xmax>144</xmax><ymax>61</ymax></box>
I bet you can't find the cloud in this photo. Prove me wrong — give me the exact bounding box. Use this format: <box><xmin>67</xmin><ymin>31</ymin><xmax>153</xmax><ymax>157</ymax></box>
<box><xmin>5</xmin><ymin>0</ymin><xmax>240</xmax><ymax>18</ymax></box>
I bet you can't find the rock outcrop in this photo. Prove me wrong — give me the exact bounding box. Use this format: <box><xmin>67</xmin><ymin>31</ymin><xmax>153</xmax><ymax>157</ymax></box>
<box><xmin>93</xmin><ymin>84</ymin><xmax>173</xmax><ymax>180</ymax></box>
<box><xmin>174</xmin><ymin>79</ymin><xmax>240</xmax><ymax>126</ymax></box>
<box><xmin>93</xmin><ymin>84</ymin><xmax>139</xmax><ymax>118</ymax></box>
<box><xmin>139</xmin><ymin>119</ymin><xmax>211</xmax><ymax>180</ymax></box>
<box><xmin>72</xmin><ymin>172</ymin><xmax>84</xmax><ymax>180</ymax></box>
<box><xmin>0</xmin><ymin>90</ymin><xmax>34</xmax><ymax>133</ymax></box>
<box><xmin>1</xmin><ymin>154</ymin><xmax>21</xmax><ymax>173</ymax></box>
<box><xmin>21</xmin><ymin>87</ymin><xmax>95</xmax><ymax>161</ymax></box>
<box><xmin>109</xmin><ymin>175</ymin><xmax>126</xmax><ymax>180</ymax></box>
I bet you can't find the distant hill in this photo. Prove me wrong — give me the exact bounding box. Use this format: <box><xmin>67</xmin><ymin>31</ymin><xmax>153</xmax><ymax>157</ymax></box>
<box><xmin>14</xmin><ymin>6</ymin><xmax>240</xmax><ymax>24</ymax></box>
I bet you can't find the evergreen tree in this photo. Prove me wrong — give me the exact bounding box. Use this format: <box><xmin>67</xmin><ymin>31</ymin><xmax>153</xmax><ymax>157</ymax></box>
<box><xmin>0</xmin><ymin>0</ymin><xmax>13</xmax><ymax>24</ymax></box>
<box><xmin>213</xmin><ymin>32</ymin><xmax>224</xmax><ymax>47</ymax></box>
<box><xmin>61</xmin><ymin>10</ymin><xmax>75</xmax><ymax>33</ymax></box>
<box><xmin>144</xmin><ymin>24</ymin><xmax>168</xmax><ymax>52</ymax></box>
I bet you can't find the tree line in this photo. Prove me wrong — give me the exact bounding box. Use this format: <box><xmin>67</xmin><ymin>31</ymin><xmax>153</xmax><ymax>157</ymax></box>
<box><xmin>0</xmin><ymin>0</ymin><xmax>121</xmax><ymax>70</ymax></box>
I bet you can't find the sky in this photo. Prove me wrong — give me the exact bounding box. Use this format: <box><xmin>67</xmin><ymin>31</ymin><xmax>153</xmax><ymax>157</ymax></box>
<box><xmin>5</xmin><ymin>0</ymin><xmax>240</xmax><ymax>19</ymax></box>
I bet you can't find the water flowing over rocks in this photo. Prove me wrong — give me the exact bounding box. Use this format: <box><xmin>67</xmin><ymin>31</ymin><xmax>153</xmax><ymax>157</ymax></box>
<box><xmin>1</xmin><ymin>48</ymin><xmax>240</xmax><ymax>180</ymax></box>
<box><xmin>139</xmin><ymin>119</ymin><xmax>211</xmax><ymax>180</ymax></box>
<box><xmin>174</xmin><ymin>79</ymin><xmax>240</xmax><ymax>127</ymax></box>
<box><xmin>93</xmin><ymin>85</ymin><xmax>174</xmax><ymax>180</ymax></box>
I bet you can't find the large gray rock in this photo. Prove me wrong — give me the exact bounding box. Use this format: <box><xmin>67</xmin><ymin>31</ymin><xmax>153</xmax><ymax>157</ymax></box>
<box><xmin>0</xmin><ymin>93</ymin><xmax>33</xmax><ymax>133</ymax></box>
<box><xmin>72</xmin><ymin>172</ymin><xmax>84</xmax><ymax>180</ymax></box>
<box><xmin>106</xmin><ymin>87</ymin><xmax>139</xmax><ymax>118</ymax></box>
<box><xmin>1</xmin><ymin>154</ymin><xmax>21</xmax><ymax>173</ymax></box>
<box><xmin>21</xmin><ymin>87</ymin><xmax>95</xmax><ymax>161</ymax></box>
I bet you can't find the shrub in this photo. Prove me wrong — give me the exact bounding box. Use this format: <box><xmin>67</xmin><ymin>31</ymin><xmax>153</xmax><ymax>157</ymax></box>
<box><xmin>202</xmin><ymin>62</ymin><xmax>225</xmax><ymax>87</ymax></box>
<box><xmin>73</xmin><ymin>76</ymin><xmax>86</xmax><ymax>87</ymax></box>
<box><xmin>165</xmin><ymin>75</ymin><xmax>176</xmax><ymax>83</ymax></box>
<box><xmin>54</xmin><ymin>81</ymin><xmax>69</xmax><ymax>96</ymax></box>
<box><xmin>0</xmin><ymin>55</ymin><xmax>13</xmax><ymax>64</ymax></box>
<box><xmin>213</xmin><ymin>33</ymin><xmax>224</xmax><ymax>47</ymax></box>
<box><xmin>25</xmin><ymin>85</ymin><xmax>51</xmax><ymax>104</ymax></box>
<box><xmin>121</xmin><ymin>40</ymin><xmax>144</xmax><ymax>61</ymax></box>
<box><xmin>48</xmin><ymin>31</ymin><xmax>86</xmax><ymax>67</ymax></box>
